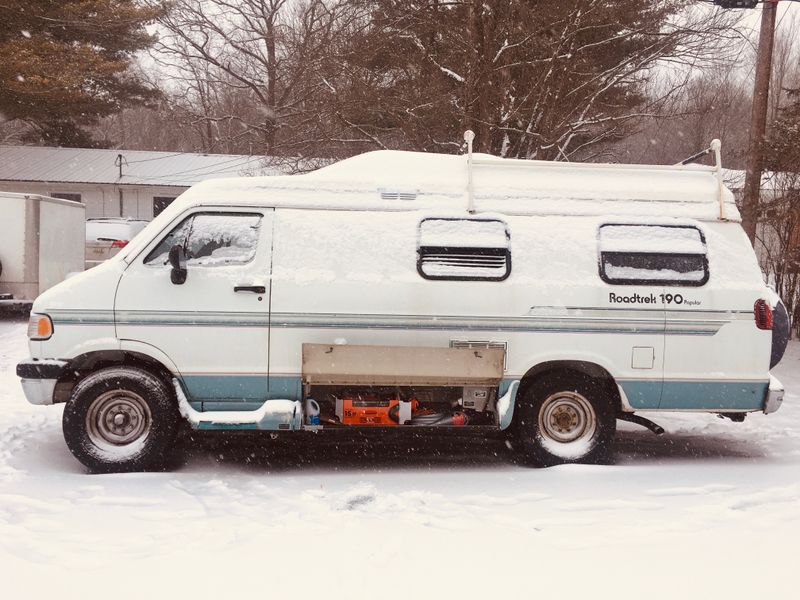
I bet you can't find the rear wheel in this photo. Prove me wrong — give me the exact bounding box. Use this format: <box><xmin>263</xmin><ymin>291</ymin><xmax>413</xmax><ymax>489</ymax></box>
<box><xmin>63</xmin><ymin>366</ymin><xmax>180</xmax><ymax>472</ymax></box>
<box><xmin>514</xmin><ymin>371</ymin><xmax>616</xmax><ymax>466</ymax></box>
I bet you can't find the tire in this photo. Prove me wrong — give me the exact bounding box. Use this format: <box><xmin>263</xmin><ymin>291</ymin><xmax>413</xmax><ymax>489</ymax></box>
<box><xmin>514</xmin><ymin>371</ymin><xmax>616</xmax><ymax>467</ymax></box>
<box><xmin>62</xmin><ymin>366</ymin><xmax>180</xmax><ymax>473</ymax></box>
<box><xmin>770</xmin><ymin>299</ymin><xmax>790</xmax><ymax>369</ymax></box>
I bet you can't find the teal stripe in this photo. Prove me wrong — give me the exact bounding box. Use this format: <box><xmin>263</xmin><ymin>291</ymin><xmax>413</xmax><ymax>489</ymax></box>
<box><xmin>182</xmin><ymin>374</ymin><xmax>766</xmax><ymax>415</ymax></box>
<box><xmin>182</xmin><ymin>374</ymin><xmax>300</xmax><ymax>403</ymax></box>
<box><xmin>619</xmin><ymin>380</ymin><xmax>768</xmax><ymax>410</ymax></box>
<box><xmin>619</xmin><ymin>380</ymin><xmax>661</xmax><ymax>409</ymax></box>
<box><xmin>269</xmin><ymin>375</ymin><xmax>303</xmax><ymax>399</ymax></box>
<box><xmin>660</xmin><ymin>380</ymin><xmax>767</xmax><ymax>410</ymax></box>
<box><xmin>197</xmin><ymin>422</ymin><xmax>259</xmax><ymax>431</ymax></box>
<box><xmin>183</xmin><ymin>375</ymin><xmax>267</xmax><ymax>401</ymax></box>
<box><xmin>52</xmin><ymin>309</ymin><xmax>734</xmax><ymax>336</ymax></box>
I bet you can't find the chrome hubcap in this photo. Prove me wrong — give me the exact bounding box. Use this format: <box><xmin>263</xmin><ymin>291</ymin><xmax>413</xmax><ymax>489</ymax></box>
<box><xmin>86</xmin><ymin>390</ymin><xmax>151</xmax><ymax>450</ymax></box>
<box><xmin>538</xmin><ymin>391</ymin><xmax>596</xmax><ymax>444</ymax></box>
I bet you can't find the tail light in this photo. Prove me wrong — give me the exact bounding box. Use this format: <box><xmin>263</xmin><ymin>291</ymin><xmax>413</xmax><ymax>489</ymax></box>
<box><xmin>111</xmin><ymin>239</ymin><xmax>129</xmax><ymax>248</ymax></box>
<box><xmin>754</xmin><ymin>299</ymin><xmax>773</xmax><ymax>330</ymax></box>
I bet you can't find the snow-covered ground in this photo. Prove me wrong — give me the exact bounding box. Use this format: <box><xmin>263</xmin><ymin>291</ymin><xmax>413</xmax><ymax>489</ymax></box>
<box><xmin>1</xmin><ymin>316</ymin><xmax>798</xmax><ymax>600</ymax></box>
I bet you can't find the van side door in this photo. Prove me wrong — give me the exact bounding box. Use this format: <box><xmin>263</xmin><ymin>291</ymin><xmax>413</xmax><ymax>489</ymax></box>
<box><xmin>114</xmin><ymin>208</ymin><xmax>272</xmax><ymax>410</ymax></box>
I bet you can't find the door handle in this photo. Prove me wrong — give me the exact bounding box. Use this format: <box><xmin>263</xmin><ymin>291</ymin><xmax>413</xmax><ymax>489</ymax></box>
<box><xmin>234</xmin><ymin>285</ymin><xmax>266</xmax><ymax>294</ymax></box>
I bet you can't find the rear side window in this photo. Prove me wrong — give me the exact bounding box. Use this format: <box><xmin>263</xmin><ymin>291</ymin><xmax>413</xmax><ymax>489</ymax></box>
<box><xmin>417</xmin><ymin>218</ymin><xmax>511</xmax><ymax>281</ymax></box>
<box><xmin>144</xmin><ymin>212</ymin><xmax>262</xmax><ymax>267</ymax></box>
<box><xmin>598</xmin><ymin>224</ymin><xmax>709</xmax><ymax>286</ymax></box>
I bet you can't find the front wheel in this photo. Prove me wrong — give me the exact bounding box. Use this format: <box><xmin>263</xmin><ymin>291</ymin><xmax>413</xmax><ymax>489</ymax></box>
<box><xmin>63</xmin><ymin>366</ymin><xmax>180</xmax><ymax>472</ymax></box>
<box><xmin>514</xmin><ymin>371</ymin><xmax>616</xmax><ymax>467</ymax></box>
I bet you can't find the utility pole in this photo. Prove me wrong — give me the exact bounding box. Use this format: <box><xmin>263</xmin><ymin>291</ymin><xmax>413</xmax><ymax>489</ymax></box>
<box><xmin>114</xmin><ymin>153</ymin><xmax>127</xmax><ymax>218</ymax></box>
<box><xmin>741</xmin><ymin>0</ymin><xmax>779</xmax><ymax>244</ymax></box>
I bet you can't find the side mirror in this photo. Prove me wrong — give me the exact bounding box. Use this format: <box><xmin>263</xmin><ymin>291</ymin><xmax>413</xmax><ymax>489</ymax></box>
<box><xmin>168</xmin><ymin>245</ymin><xmax>187</xmax><ymax>285</ymax></box>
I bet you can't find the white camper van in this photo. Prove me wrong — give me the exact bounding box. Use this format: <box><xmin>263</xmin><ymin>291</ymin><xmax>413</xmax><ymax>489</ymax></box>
<box><xmin>16</xmin><ymin>141</ymin><xmax>789</xmax><ymax>472</ymax></box>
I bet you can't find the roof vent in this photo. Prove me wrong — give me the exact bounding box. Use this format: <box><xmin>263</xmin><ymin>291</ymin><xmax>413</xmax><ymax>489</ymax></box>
<box><xmin>379</xmin><ymin>188</ymin><xmax>418</xmax><ymax>201</ymax></box>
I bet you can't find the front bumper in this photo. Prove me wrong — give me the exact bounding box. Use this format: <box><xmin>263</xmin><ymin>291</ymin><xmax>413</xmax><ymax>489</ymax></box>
<box><xmin>764</xmin><ymin>374</ymin><xmax>784</xmax><ymax>415</ymax></box>
<box><xmin>16</xmin><ymin>359</ymin><xmax>68</xmax><ymax>406</ymax></box>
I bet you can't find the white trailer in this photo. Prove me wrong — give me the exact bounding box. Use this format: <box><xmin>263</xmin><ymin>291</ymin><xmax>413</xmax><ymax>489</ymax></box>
<box><xmin>0</xmin><ymin>192</ymin><xmax>85</xmax><ymax>311</ymax></box>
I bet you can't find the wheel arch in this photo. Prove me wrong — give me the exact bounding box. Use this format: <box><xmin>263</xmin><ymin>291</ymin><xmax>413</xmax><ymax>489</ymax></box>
<box><xmin>516</xmin><ymin>359</ymin><xmax>622</xmax><ymax>414</ymax></box>
<box><xmin>54</xmin><ymin>344</ymin><xmax>180</xmax><ymax>404</ymax></box>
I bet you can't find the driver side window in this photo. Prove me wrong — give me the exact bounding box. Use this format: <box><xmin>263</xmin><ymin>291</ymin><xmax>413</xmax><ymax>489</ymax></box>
<box><xmin>144</xmin><ymin>212</ymin><xmax>262</xmax><ymax>267</ymax></box>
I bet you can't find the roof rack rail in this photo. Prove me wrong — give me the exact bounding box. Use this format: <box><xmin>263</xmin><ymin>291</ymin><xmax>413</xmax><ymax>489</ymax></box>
<box><xmin>677</xmin><ymin>147</ymin><xmax>714</xmax><ymax>166</ymax></box>
<box><xmin>678</xmin><ymin>139</ymin><xmax>727</xmax><ymax>221</ymax></box>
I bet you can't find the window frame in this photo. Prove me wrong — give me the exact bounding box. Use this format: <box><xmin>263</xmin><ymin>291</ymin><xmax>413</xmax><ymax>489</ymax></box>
<box><xmin>416</xmin><ymin>217</ymin><xmax>512</xmax><ymax>282</ymax></box>
<box><xmin>142</xmin><ymin>210</ymin><xmax>264</xmax><ymax>268</ymax></box>
<box><xmin>597</xmin><ymin>223</ymin><xmax>710</xmax><ymax>287</ymax></box>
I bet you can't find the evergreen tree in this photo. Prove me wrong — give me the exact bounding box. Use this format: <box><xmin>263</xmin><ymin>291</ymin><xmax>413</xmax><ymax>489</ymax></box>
<box><xmin>321</xmin><ymin>0</ymin><xmax>738</xmax><ymax>160</ymax></box>
<box><xmin>0</xmin><ymin>0</ymin><xmax>164</xmax><ymax>146</ymax></box>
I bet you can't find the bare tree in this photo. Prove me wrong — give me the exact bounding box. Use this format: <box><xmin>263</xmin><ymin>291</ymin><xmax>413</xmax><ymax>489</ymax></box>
<box><xmin>142</xmin><ymin>0</ymin><xmax>743</xmax><ymax>163</ymax></box>
<box><xmin>616</xmin><ymin>62</ymin><xmax>752</xmax><ymax>167</ymax></box>
<box><xmin>147</xmin><ymin>0</ymin><xmax>371</xmax><ymax>159</ymax></box>
<box><xmin>768</xmin><ymin>10</ymin><xmax>800</xmax><ymax>126</ymax></box>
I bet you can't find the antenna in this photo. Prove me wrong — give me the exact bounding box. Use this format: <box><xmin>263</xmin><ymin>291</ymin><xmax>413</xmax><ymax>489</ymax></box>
<box><xmin>710</xmin><ymin>138</ymin><xmax>726</xmax><ymax>221</ymax></box>
<box><xmin>464</xmin><ymin>130</ymin><xmax>475</xmax><ymax>214</ymax></box>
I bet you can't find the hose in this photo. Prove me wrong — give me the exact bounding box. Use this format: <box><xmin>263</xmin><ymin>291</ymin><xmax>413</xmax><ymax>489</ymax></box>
<box><xmin>410</xmin><ymin>411</ymin><xmax>469</xmax><ymax>427</ymax></box>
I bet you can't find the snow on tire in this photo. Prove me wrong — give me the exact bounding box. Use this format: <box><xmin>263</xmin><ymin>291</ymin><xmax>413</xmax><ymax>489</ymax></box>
<box><xmin>62</xmin><ymin>366</ymin><xmax>179</xmax><ymax>473</ymax></box>
<box><xmin>514</xmin><ymin>371</ymin><xmax>616</xmax><ymax>467</ymax></box>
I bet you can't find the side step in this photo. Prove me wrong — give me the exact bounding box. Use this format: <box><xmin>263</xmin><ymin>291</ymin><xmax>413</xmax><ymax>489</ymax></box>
<box><xmin>173</xmin><ymin>380</ymin><xmax>303</xmax><ymax>431</ymax></box>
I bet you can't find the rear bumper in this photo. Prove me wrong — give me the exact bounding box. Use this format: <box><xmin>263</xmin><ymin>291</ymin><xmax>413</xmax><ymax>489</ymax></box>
<box><xmin>16</xmin><ymin>359</ymin><xmax>68</xmax><ymax>406</ymax></box>
<box><xmin>763</xmin><ymin>375</ymin><xmax>784</xmax><ymax>415</ymax></box>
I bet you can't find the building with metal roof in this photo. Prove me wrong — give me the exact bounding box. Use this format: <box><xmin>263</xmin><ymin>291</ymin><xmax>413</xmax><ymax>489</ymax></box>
<box><xmin>0</xmin><ymin>145</ymin><xmax>283</xmax><ymax>220</ymax></box>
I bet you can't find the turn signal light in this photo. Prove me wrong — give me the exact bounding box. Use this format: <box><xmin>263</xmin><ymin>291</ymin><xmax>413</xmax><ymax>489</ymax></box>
<box><xmin>28</xmin><ymin>314</ymin><xmax>54</xmax><ymax>340</ymax></box>
<box><xmin>754</xmin><ymin>299</ymin><xmax>773</xmax><ymax>330</ymax></box>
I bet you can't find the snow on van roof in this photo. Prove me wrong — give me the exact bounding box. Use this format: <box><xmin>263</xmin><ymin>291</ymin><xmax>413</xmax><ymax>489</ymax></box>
<box><xmin>117</xmin><ymin>150</ymin><xmax>739</xmax><ymax>262</ymax></box>
<box><xmin>173</xmin><ymin>149</ymin><xmax>738</xmax><ymax>221</ymax></box>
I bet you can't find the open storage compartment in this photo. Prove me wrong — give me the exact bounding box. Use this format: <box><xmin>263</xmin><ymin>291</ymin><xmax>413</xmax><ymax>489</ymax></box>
<box><xmin>301</xmin><ymin>344</ymin><xmax>505</xmax><ymax>428</ymax></box>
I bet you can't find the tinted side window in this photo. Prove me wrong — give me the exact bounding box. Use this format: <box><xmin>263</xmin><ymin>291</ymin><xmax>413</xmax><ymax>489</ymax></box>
<box><xmin>417</xmin><ymin>218</ymin><xmax>511</xmax><ymax>281</ymax></box>
<box><xmin>144</xmin><ymin>213</ymin><xmax>262</xmax><ymax>267</ymax></box>
<box><xmin>598</xmin><ymin>224</ymin><xmax>709</xmax><ymax>286</ymax></box>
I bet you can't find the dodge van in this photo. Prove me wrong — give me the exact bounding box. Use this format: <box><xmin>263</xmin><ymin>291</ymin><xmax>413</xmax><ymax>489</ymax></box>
<box><xmin>16</xmin><ymin>139</ymin><xmax>789</xmax><ymax>471</ymax></box>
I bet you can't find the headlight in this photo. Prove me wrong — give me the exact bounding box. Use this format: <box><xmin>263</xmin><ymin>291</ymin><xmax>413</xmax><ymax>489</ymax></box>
<box><xmin>28</xmin><ymin>313</ymin><xmax>54</xmax><ymax>340</ymax></box>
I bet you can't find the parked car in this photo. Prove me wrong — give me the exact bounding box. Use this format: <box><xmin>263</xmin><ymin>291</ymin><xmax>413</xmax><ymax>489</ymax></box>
<box><xmin>16</xmin><ymin>142</ymin><xmax>789</xmax><ymax>472</ymax></box>
<box><xmin>85</xmin><ymin>218</ymin><xmax>149</xmax><ymax>269</ymax></box>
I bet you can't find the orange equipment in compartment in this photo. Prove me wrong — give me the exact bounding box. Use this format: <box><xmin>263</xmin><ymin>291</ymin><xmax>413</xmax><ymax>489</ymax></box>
<box><xmin>336</xmin><ymin>396</ymin><xmax>418</xmax><ymax>426</ymax></box>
